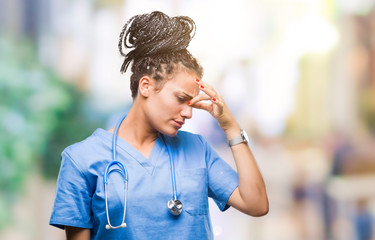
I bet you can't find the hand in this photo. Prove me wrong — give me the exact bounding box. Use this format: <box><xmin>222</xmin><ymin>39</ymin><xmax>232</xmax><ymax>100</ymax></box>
<box><xmin>188</xmin><ymin>78</ymin><xmax>239</xmax><ymax>132</ymax></box>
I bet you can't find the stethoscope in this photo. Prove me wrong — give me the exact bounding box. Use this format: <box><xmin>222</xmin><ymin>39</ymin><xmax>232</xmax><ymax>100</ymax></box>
<box><xmin>104</xmin><ymin>114</ymin><xmax>182</xmax><ymax>230</ymax></box>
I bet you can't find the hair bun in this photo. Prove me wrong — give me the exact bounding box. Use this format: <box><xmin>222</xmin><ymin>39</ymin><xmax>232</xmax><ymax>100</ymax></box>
<box><xmin>119</xmin><ymin>11</ymin><xmax>196</xmax><ymax>72</ymax></box>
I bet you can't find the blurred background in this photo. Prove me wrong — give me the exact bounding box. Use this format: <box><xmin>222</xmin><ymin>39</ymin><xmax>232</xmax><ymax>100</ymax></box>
<box><xmin>1</xmin><ymin>0</ymin><xmax>375</xmax><ymax>239</ymax></box>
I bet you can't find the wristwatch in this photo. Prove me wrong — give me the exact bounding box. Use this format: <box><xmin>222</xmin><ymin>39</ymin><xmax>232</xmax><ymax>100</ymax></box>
<box><xmin>228</xmin><ymin>129</ymin><xmax>249</xmax><ymax>147</ymax></box>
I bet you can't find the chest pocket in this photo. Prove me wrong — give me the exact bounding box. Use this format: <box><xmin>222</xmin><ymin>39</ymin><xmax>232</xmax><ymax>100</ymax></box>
<box><xmin>177</xmin><ymin>168</ymin><xmax>208</xmax><ymax>216</ymax></box>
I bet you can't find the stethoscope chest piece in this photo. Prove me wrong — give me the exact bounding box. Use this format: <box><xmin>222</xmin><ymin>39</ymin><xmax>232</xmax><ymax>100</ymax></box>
<box><xmin>168</xmin><ymin>199</ymin><xmax>183</xmax><ymax>215</ymax></box>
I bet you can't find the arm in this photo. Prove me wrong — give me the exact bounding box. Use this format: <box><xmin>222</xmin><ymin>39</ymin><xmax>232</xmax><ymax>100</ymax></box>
<box><xmin>66</xmin><ymin>226</ymin><xmax>90</xmax><ymax>240</ymax></box>
<box><xmin>222</xmin><ymin>119</ymin><xmax>269</xmax><ymax>216</ymax></box>
<box><xmin>189</xmin><ymin>79</ymin><xmax>269</xmax><ymax>216</ymax></box>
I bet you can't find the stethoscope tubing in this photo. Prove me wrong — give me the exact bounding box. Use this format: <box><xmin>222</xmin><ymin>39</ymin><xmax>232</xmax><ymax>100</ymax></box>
<box><xmin>111</xmin><ymin>114</ymin><xmax>128</xmax><ymax>181</ymax></box>
<box><xmin>104</xmin><ymin>114</ymin><xmax>128</xmax><ymax>229</ymax></box>
<box><xmin>160</xmin><ymin>134</ymin><xmax>178</xmax><ymax>201</ymax></box>
<box><xmin>105</xmin><ymin>179</ymin><xmax>127</xmax><ymax>229</ymax></box>
<box><xmin>104</xmin><ymin>114</ymin><xmax>182</xmax><ymax>229</ymax></box>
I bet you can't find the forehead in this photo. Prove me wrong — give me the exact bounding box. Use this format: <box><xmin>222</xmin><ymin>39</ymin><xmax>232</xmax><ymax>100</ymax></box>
<box><xmin>163</xmin><ymin>69</ymin><xmax>200</xmax><ymax>96</ymax></box>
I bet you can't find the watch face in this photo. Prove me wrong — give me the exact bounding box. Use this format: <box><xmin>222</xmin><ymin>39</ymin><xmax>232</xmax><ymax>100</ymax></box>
<box><xmin>242</xmin><ymin>130</ymin><xmax>249</xmax><ymax>143</ymax></box>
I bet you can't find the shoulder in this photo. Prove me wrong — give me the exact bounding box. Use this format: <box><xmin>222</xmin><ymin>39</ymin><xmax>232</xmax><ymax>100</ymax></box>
<box><xmin>62</xmin><ymin>128</ymin><xmax>111</xmax><ymax>171</ymax></box>
<box><xmin>176</xmin><ymin>130</ymin><xmax>202</xmax><ymax>140</ymax></box>
<box><xmin>170</xmin><ymin>130</ymin><xmax>206</xmax><ymax>146</ymax></box>
<box><xmin>164</xmin><ymin>130</ymin><xmax>212</xmax><ymax>155</ymax></box>
<box><xmin>63</xmin><ymin>128</ymin><xmax>107</xmax><ymax>155</ymax></box>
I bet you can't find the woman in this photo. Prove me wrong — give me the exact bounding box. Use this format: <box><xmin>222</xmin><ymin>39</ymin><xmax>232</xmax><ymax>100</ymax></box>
<box><xmin>50</xmin><ymin>11</ymin><xmax>268</xmax><ymax>240</ymax></box>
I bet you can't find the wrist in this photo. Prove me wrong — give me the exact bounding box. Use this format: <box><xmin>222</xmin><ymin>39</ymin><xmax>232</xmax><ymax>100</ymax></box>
<box><xmin>224</xmin><ymin>124</ymin><xmax>241</xmax><ymax>141</ymax></box>
<box><xmin>227</xmin><ymin>128</ymin><xmax>249</xmax><ymax>147</ymax></box>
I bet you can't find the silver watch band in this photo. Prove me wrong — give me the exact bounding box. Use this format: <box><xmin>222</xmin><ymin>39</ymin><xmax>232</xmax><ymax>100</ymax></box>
<box><xmin>228</xmin><ymin>129</ymin><xmax>248</xmax><ymax>147</ymax></box>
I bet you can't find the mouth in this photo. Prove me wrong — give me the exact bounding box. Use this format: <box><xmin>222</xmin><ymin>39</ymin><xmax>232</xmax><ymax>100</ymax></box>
<box><xmin>173</xmin><ymin>120</ymin><xmax>184</xmax><ymax>129</ymax></box>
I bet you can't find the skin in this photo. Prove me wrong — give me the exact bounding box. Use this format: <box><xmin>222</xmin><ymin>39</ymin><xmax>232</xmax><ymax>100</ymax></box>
<box><xmin>66</xmin><ymin>66</ymin><xmax>269</xmax><ymax>239</ymax></box>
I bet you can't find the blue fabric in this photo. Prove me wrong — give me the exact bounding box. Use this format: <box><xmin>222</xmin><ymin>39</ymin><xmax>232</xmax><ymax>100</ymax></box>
<box><xmin>50</xmin><ymin>129</ymin><xmax>239</xmax><ymax>239</ymax></box>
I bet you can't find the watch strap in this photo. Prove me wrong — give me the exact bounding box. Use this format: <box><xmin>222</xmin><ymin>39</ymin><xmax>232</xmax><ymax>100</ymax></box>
<box><xmin>228</xmin><ymin>129</ymin><xmax>248</xmax><ymax>147</ymax></box>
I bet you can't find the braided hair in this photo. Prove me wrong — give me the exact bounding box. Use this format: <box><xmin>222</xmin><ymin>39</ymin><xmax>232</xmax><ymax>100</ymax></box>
<box><xmin>118</xmin><ymin>11</ymin><xmax>203</xmax><ymax>99</ymax></box>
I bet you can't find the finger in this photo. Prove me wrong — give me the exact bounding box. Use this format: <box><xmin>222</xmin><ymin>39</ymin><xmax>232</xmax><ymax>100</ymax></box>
<box><xmin>194</xmin><ymin>79</ymin><xmax>218</xmax><ymax>99</ymax></box>
<box><xmin>188</xmin><ymin>93</ymin><xmax>211</xmax><ymax>106</ymax></box>
<box><xmin>211</xmin><ymin>97</ymin><xmax>225</xmax><ymax>108</ymax></box>
<box><xmin>191</xmin><ymin>102</ymin><xmax>211</xmax><ymax>111</ymax></box>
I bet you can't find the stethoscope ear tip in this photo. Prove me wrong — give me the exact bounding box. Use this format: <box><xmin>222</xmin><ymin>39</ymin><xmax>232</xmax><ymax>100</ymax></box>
<box><xmin>105</xmin><ymin>223</ymin><xmax>127</xmax><ymax>229</ymax></box>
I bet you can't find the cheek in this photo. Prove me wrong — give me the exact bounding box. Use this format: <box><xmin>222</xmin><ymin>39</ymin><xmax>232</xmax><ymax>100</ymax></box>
<box><xmin>150</xmin><ymin>94</ymin><xmax>178</xmax><ymax>117</ymax></box>
<box><xmin>158</xmin><ymin>92</ymin><xmax>179</xmax><ymax>109</ymax></box>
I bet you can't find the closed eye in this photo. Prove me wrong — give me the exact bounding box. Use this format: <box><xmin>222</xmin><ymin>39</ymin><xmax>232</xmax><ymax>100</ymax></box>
<box><xmin>177</xmin><ymin>96</ymin><xmax>186</xmax><ymax>103</ymax></box>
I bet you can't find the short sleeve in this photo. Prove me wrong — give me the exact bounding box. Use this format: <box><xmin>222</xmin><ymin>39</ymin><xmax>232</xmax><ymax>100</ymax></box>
<box><xmin>200</xmin><ymin>136</ymin><xmax>239</xmax><ymax>211</ymax></box>
<box><xmin>49</xmin><ymin>151</ymin><xmax>93</xmax><ymax>229</ymax></box>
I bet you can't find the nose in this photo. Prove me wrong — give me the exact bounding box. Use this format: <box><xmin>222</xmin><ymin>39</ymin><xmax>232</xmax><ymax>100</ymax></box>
<box><xmin>181</xmin><ymin>104</ymin><xmax>192</xmax><ymax>119</ymax></box>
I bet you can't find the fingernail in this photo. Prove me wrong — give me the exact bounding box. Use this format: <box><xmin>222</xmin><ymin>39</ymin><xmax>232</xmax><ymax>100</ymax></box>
<box><xmin>195</xmin><ymin>78</ymin><xmax>200</xmax><ymax>83</ymax></box>
<box><xmin>212</xmin><ymin>98</ymin><xmax>216</xmax><ymax>102</ymax></box>
<box><xmin>200</xmin><ymin>85</ymin><xmax>204</xmax><ymax>89</ymax></box>
<box><xmin>187</xmin><ymin>101</ymin><xmax>191</xmax><ymax>105</ymax></box>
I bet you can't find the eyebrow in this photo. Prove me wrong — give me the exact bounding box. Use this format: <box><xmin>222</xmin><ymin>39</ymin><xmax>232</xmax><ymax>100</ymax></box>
<box><xmin>182</xmin><ymin>92</ymin><xmax>194</xmax><ymax>99</ymax></box>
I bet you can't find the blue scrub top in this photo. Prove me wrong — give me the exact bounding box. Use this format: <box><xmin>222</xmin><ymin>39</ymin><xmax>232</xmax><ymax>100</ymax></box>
<box><xmin>50</xmin><ymin>128</ymin><xmax>239</xmax><ymax>239</ymax></box>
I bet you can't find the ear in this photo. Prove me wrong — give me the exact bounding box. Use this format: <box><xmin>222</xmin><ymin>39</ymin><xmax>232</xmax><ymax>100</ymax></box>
<box><xmin>138</xmin><ymin>76</ymin><xmax>154</xmax><ymax>98</ymax></box>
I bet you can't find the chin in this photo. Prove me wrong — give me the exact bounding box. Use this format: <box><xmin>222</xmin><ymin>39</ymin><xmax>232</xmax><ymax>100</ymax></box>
<box><xmin>160</xmin><ymin>127</ymin><xmax>179</xmax><ymax>137</ymax></box>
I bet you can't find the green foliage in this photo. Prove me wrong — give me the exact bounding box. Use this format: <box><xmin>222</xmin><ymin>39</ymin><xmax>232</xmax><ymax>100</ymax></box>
<box><xmin>0</xmin><ymin>36</ymin><xmax>104</xmax><ymax>229</ymax></box>
<box><xmin>41</xmin><ymin>90</ymin><xmax>105</xmax><ymax>179</ymax></box>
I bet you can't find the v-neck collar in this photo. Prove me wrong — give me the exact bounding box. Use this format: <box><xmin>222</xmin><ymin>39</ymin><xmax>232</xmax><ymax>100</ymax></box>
<box><xmin>94</xmin><ymin>128</ymin><xmax>163</xmax><ymax>175</ymax></box>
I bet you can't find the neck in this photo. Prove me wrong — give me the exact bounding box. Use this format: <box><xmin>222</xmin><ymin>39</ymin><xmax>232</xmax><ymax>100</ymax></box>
<box><xmin>114</xmin><ymin>99</ymin><xmax>159</xmax><ymax>149</ymax></box>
